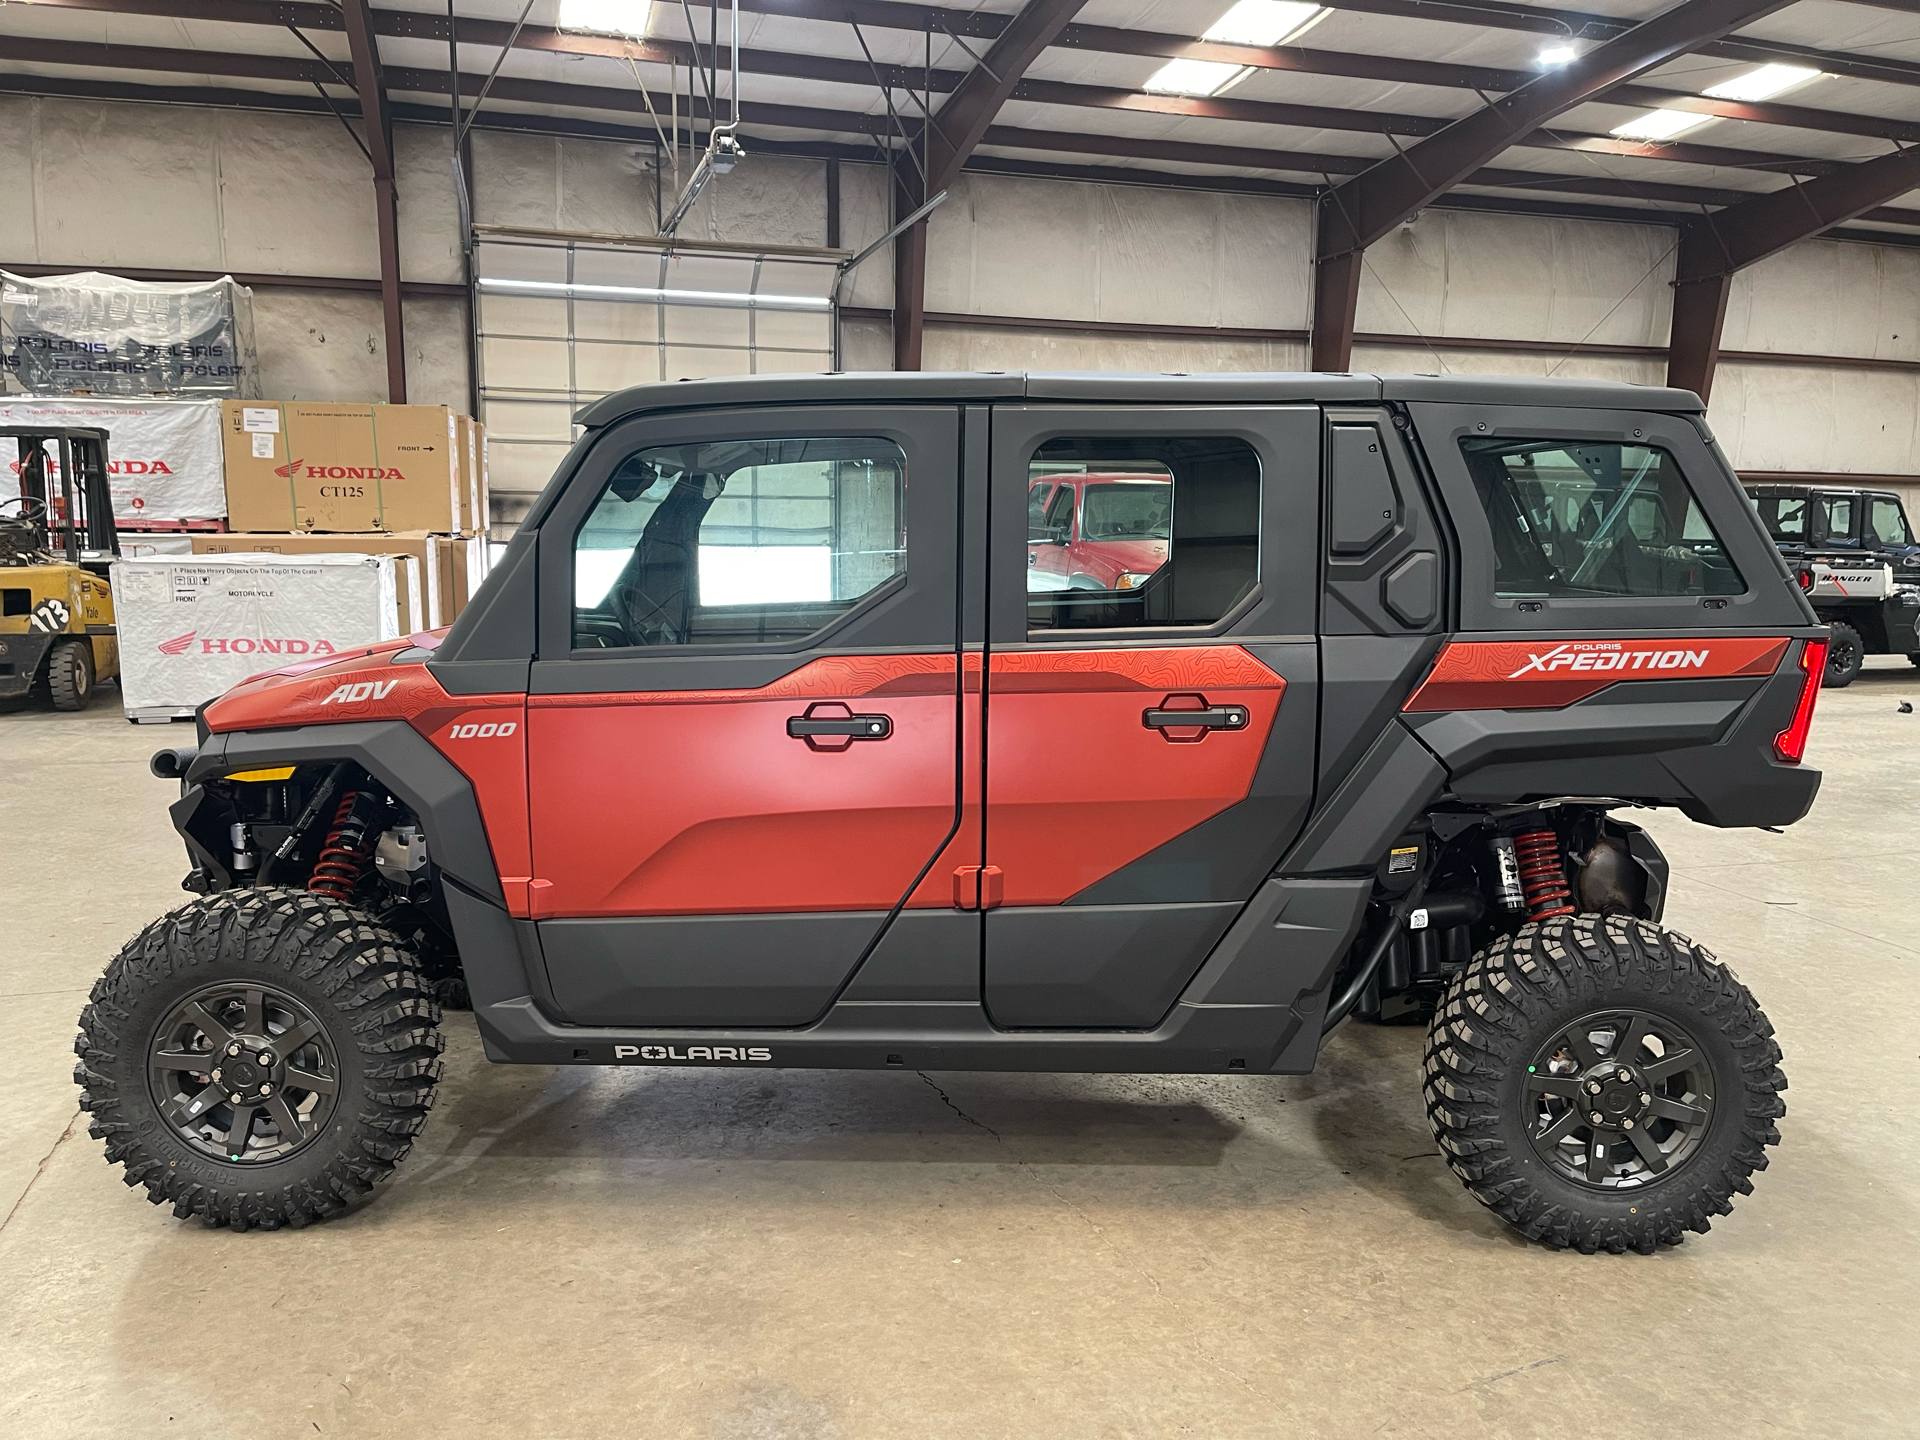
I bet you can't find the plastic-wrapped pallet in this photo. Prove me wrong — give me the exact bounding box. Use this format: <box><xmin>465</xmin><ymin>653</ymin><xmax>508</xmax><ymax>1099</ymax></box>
<box><xmin>112</xmin><ymin>553</ymin><xmax>401</xmax><ymax>722</ymax></box>
<box><xmin>1</xmin><ymin>271</ymin><xmax>258</xmax><ymax>398</ymax></box>
<box><xmin>0</xmin><ymin>396</ymin><xmax>226</xmax><ymax>524</ymax></box>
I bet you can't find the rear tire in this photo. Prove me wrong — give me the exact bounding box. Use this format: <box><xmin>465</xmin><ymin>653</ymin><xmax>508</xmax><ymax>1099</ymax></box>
<box><xmin>1423</xmin><ymin>915</ymin><xmax>1785</xmax><ymax>1254</ymax></box>
<box><xmin>47</xmin><ymin>639</ymin><xmax>93</xmax><ymax>710</ymax></box>
<box><xmin>1822</xmin><ymin>621</ymin><xmax>1863</xmax><ymax>688</ymax></box>
<box><xmin>73</xmin><ymin>889</ymin><xmax>443</xmax><ymax>1231</ymax></box>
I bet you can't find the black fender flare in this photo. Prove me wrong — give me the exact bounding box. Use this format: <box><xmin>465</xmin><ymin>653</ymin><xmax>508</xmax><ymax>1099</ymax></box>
<box><xmin>183</xmin><ymin>725</ymin><xmax>550</xmax><ymax>1027</ymax></box>
<box><xmin>186</xmin><ymin>722</ymin><xmax>506</xmax><ymax>906</ymax></box>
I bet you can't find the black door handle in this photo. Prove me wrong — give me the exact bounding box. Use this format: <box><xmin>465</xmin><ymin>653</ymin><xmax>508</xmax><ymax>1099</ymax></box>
<box><xmin>1143</xmin><ymin>705</ymin><xmax>1247</xmax><ymax>730</ymax></box>
<box><xmin>787</xmin><ymin>702</ymin><xmax>892</xmax><ymax>750</ymax></box>
<box><xmin>788</xmin><ymin>714</ymin><xmax>892</xmax><ymax>738</ymax></box>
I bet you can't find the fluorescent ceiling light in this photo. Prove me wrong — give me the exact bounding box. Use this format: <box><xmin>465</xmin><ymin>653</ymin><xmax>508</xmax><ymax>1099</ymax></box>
<box><xmin>1537</xmin><ymin>44</ymin><xmax>1579</xmax><ymax>66</ymax></box>
<box><xmin>1143</xmin><ymin>57</ymin><xmax>1248</xmax><ymax>96</ymax></box>
<box><xmin>556</xmin><ymin>0</ymin><xmax>655</xmax><ymax>39</ymax></box>
<box><xmin>1610</xmin><ymin>108</ymin><xmax>1713</xmax><ymax>141</ymax></box>
<box><xmin>477</xmin><ymin>278</ymin><xmax>829</xmax><ymax>310</ymax></box>
<box><xmin>1702</xmin><ymin>63</ymin><xmax>1823</xmax><ymax>102</ymax></box>
<box><xmin>1201</xmin><ymin>0</ymin><xmax>1328</xmax><ymax>46</ymax></box>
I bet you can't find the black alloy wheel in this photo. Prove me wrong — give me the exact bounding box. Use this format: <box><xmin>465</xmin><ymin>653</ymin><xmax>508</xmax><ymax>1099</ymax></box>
<box><xmin>147</xmin><ymin>981</ymin><xmax>340</xmax><ymax>1164</ymax></box>
<box><xmin>1822</xmin><ymin>621</ymin><xmax>1863</xmax><ymax>688</ymax></box>
<box><xmin>1523</xmin><ymin>1009</ymin><xmax>1713</xmax><ymax>1190</ymax></box>
<box><xmin>76</xmin><ymin>889</ymin><xmax>443</xmax><ymax>1230</ymax></box>
<box><xmin>1424</xmin><ymin>915</ymin><xmax>1786</xmax><ymax>1253</ymax></box>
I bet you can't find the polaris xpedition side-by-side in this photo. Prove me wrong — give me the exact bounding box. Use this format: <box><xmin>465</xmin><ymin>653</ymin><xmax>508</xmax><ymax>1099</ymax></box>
<box><xmin>76</xmin><ymin>372</ymin><xmax>1824</xmax><ymax>1253</ymax></box>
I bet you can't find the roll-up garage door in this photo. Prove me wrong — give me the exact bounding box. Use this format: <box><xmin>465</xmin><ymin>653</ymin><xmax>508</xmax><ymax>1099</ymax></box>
<box><xmin>472</xmin><ymin>229</ymin><xmax>841</xmax><ymax>533</ymax></box>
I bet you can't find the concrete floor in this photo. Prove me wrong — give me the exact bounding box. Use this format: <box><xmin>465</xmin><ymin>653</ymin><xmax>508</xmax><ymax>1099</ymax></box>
<box><xmin>2</xmin><ymin>661</ymin><xmax>1916</xmax><ymax>1439</ymax></box>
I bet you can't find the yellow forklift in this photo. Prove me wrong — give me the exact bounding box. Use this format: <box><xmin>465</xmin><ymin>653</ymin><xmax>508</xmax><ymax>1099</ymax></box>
<box><xmin>1</xmin><ymin>425</ymin><xmax>120</xmax><ymax>710</ymax></box>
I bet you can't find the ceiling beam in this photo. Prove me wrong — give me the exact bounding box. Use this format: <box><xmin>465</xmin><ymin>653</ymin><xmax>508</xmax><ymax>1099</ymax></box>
<box><xmin>340</xmin><ymin>0</ymin><xmax>406</xmax><ymax>402</ymax></box>
<box><xmin>9</xmin><ymin>66</ymin><xmax>1920</xmax><ymax>250</ymax></box>
<box><xmin>690</xmin><ymin>0</ymin><xmax>1920</xmax><ymax>94</ymax></box>
<box><xmin>1310</xmin><ymin>0</ymin><xmax>1799</xmax><ymax>371</ymax></box>
<box><xmin>1323</xmin><ymin>0</ymin><xmax>1920</xmax><ymax>89</ymax></box>
<box><xmin>10</xmin><ymin>30</ymin><xmax>1898</xmax><ymax>183</ymax></box>
<box><xmin>1668</xmin><ymin>142</ymin><xmax>1920</xmax><ymax>398</ymax></box>
<box><xmin>13</xmin><ymin>0</ymin><xmax>1920</xmax><ymax>146</ymax></box>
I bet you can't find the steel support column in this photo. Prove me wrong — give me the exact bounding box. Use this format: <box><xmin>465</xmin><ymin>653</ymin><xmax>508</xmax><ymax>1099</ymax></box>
<box><xmin>890</xmin><ymin>0</ymin><xmax>1089</xmax><ymax>369</ymax></box>
<box><xmin>342</xmin><ymin>0</ymin><xmax>407</xmax><ymax>403</ymax></box>
<box><xmin>1666</xmin><ymin>143</ymin><xmax>1920</xmax><ymax>399</ymax></box>
<box><xmin>1666</xmin><ymin>269</ymin><xmax>1733</xmax><ymax>400</ymax></box>
<box><xmin>1309</xmin><ymin>249</ymin><xmax>1364</xmax><ymax>373</ymax></box>
<box><xmin>892</xmin><ymin>219</ymin><xmax>928</xmax><ymax>370</ymax></box>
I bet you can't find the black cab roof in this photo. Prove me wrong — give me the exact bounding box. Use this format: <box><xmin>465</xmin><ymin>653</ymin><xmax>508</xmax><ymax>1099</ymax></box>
<box><xmin>573</xmin><ymin>371</ymin><xmax>1708</xmax><ymax>429</ymax></box>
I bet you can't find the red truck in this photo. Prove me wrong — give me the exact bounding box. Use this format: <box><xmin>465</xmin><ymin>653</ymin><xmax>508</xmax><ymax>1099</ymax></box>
<box><xmin>1027</xmin><ymin>472</ymin><xmax>1171</xmax><ymax>594</ymax></box>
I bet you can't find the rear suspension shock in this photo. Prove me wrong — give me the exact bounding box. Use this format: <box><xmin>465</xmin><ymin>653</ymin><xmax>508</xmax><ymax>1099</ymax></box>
<box><xmin>1512</xmin><ymin>826</ymin><xmax>1576</xmax><ymax>921</ymax></box>
<box><xmin>309</xmin><ymin>791</ymin><xmax>380</xmax><ymax>901</ymax></box>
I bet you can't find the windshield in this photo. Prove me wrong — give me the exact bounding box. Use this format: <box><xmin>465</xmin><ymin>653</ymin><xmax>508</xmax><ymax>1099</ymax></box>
<box><xmin>1753</xmin><ymin>495</ymin><xmax>1807</xmax><ymax>542</ymax></box>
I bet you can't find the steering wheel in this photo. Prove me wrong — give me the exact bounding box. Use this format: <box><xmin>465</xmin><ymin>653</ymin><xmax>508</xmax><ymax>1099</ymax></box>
<box><xmin>0</xmin><ymin>493</ymin><xmax>48</xmax><ymax>523</ymax></box>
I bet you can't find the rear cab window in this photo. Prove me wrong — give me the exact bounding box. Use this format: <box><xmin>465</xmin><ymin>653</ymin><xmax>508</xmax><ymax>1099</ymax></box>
<box><xmin>1868</xmin><ymin>497</ymin><xmax>1910</xmax><ymax>548</ymax></box>
<box><xmin>1458</xmin><ymin>439</ymin><xmax>1746</xmax><ymax>599</ymax></box>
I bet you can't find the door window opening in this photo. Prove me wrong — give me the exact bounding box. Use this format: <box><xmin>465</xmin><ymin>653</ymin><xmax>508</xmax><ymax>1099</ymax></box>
<box><xmin>573</xmin><ymin>436</ymin><xmax>906</xmax><ymax>648</ymax></box>
<box><xmin>1025</xmin><ymin>437</ymin><xmax>1260</xmax><ymax>632</ymax></box>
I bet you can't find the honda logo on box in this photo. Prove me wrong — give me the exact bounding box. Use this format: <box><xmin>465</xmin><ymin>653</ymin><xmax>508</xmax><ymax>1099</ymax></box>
<box><xmin>156</xmin><ymin>633</ymin><xmax>340</xmax><ymax>659</ymax></box>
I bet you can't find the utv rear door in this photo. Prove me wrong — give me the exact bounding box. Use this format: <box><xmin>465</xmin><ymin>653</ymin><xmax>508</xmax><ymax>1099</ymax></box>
<box><xmin>525</xmin><ymin>406</ymin><xmax>969</xmax><ymax>1027</ymax></box>
<box><xmin>980</xmin><ymin>407</ymin><xmax>1321</xmax><ymax>1028</ymax></box>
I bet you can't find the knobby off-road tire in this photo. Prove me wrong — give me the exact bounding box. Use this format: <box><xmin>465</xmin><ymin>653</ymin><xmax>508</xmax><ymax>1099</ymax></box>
<box><xmin>1822</xmin><ymin>621</ymin><xmax>1864</xmax><ymax>688</ymax></box>
<box><xmin>74</xmin><ymin>889</ymin><xmax>443</xmax><ymax>1230</ymax></box>
<box><xmin>1423</xmin><ymin>915</ymin><xmax>1786</xmax><ymax>1254</ymax></box>
<box><xmin>47</xmin><ymin>639</ymin><xmax>93</xmax><ymax>710</ymax></box>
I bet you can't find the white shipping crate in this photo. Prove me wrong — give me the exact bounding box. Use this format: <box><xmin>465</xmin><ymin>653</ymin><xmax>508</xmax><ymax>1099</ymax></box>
<box><xmin>112</xmin><ymin>554</ymin><xmax>401</xmax><ymax>721</ymax></box>
<box><xmin>0</xmin><ymin>395</ymin><xmax>225</xmax><ymax>523</ymax></box>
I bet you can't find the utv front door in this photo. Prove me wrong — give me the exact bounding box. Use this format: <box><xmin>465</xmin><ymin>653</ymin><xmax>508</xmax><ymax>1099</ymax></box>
<box><xmin>526</xmin><ymin>406</ymin><xmax>970</xmax><ymax>1027</ymax></box>
<box><xmin>980</xmin><ymin>407</ymin><xmax>1322</xmax><ymax>1029</ymax></box>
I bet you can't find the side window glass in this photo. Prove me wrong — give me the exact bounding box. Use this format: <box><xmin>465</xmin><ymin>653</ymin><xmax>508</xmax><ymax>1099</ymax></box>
<box><xmin>1870</xmin><ymin>498</ymin><xmax>1910</xmax><ymax>546</ymax></box>
<box><xmin>1026</xmin><ymin>483</ymin><xmax>1054</xmax><ymax>538</ymax></box>
<box><xmin>1043</xmin><ymin>484</ymin><xmax>1076</xmax><ymax>538</ymax></box>
<box><xmin>1026</xmin><ymin>437</ymin><xmax>1260</xmax><ymax>633</ymax></box>
<box><xmin>1458</xmin><ymin>439</ymin><xmax>1745</xmax><ymax>599</ymax></box>
<box><xmin>1819</xmin><ymin>496</ymin><xmax>1854</xmax><ymax>542</ymax></box>
<box><xmin>573</xmin><ymin>437</ymin><xmax>906</xmax><ymax>649</ymax></box>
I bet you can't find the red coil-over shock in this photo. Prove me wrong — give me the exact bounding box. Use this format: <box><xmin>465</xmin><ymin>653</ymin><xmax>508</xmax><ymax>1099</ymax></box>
<box><xmin>309</xmin><ymin>791</ymin><xmax>379</xmax><ymax>900</ymax></box>
<box><xmin>1512</xmin><ymin>827</ymin><xmax>1576</xmax><ymax>920</ymax></box>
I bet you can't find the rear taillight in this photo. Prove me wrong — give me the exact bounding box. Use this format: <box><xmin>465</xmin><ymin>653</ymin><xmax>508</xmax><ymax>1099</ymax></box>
<box><xmin>1773</xmin><ymin>638</ymin><xmax>1827</xmax><ymax>764</ymax></box>
<box><xmin>1796</xmin><ymin>569</ymin><xmax>1814</xmax><ymax>591</ymax></box>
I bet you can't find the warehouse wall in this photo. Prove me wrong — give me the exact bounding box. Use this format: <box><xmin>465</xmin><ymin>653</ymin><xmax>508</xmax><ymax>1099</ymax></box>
<box><xmin>4</xmin><ymin>91</ymin><xmax>1916</xmax><ymax>497</ymax></box>
<box><xmin>0</xmin><ymin>93</ymin><xmax>469</xmax><ymax>406</ymax></box>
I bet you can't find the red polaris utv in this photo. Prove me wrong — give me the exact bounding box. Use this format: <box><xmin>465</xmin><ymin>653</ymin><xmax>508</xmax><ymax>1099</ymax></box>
<box><xmin>77</xmin><ymin>373</ymin><xmax>1822</xmax><ymax>1252</ymax></box>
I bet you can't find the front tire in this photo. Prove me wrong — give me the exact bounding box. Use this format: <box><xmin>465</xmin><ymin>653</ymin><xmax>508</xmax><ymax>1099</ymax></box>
<box><xmin>1423</xmin><ymin>916</ymin><xmax>1785</xmax><ymax>1254</ymax></box>
<box><xmin>47</xmin><ymin>639</ymin><xmax>93</xmax><ymax>710</ymax></box>
<box><xmin>73</xmin><ymin>889</ymin><xmax>443</xmax><ymax>1230</ymax></box>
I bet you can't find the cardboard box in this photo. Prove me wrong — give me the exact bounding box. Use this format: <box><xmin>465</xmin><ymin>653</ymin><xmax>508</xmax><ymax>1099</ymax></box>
<box><xmin>220</xmin><ymin>401</ymin><xmax>467</xmax><ymax>533</ymax></box>
<box><xmin>191</xmin><ymin>531</ymin><xmax>456</xmax><ymax>629</ymax></box>
<box><xmin>113</xmin><ymin>553</ymin><xmax>402</xmax><ymax>720</ymax></box>
<box><xmin>454</xmin><ymin>416</ymin><xmax>492</xmax><ymax>543</ymax></box>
